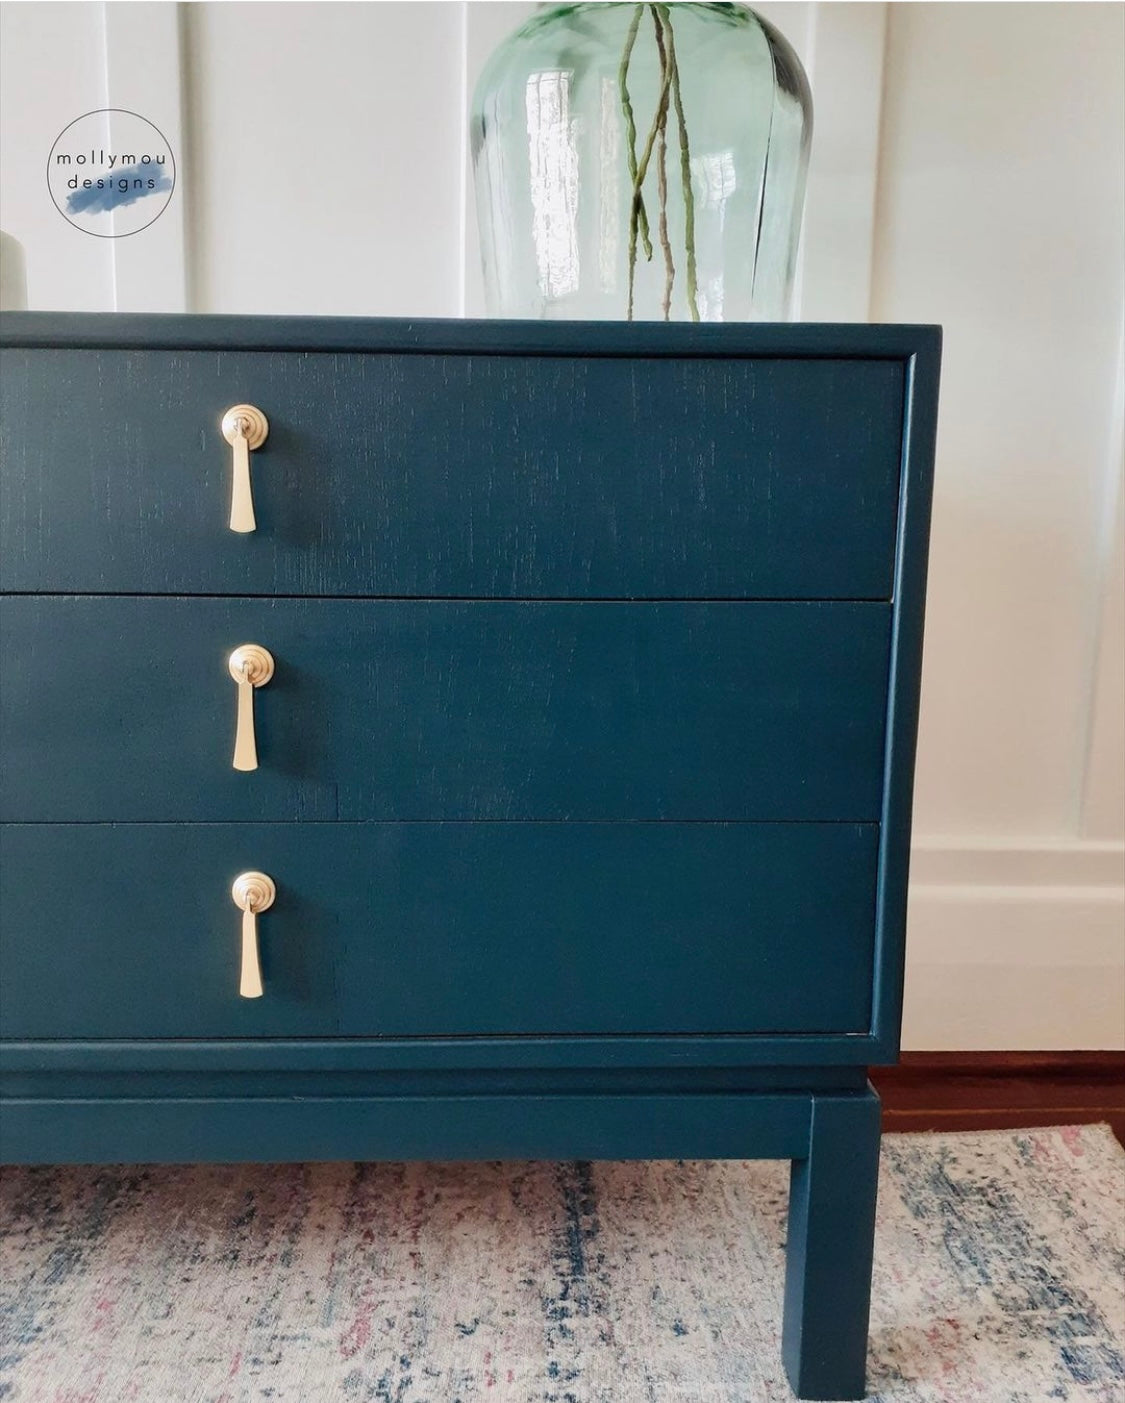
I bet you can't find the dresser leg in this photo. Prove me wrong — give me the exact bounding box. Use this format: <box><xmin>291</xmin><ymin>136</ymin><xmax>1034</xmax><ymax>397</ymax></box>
<box><xmin>781</xmin><ymin>1086</ymin><xmax>881</xmax><ymax>1400</ymax></box>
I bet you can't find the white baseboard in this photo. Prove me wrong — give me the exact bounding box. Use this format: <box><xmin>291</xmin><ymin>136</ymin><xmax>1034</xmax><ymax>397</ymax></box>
<box><xmin>902</xmin><ymin>839</ymin><xmax>1125</xmax><ymax>1050</ymax></box>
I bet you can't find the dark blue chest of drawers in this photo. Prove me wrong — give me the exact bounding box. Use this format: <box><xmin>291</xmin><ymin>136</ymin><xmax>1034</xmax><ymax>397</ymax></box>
<box><xmin>0</xmin><ymin>313</ymin><xmax>939</xmax><ymax>1400</ymax></box>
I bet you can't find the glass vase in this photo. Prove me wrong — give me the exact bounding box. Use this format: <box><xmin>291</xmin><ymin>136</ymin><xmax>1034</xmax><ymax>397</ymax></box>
<box><xmin>471</xmin><ymin>2</ymin><xmax>812</xmax><ymax>322</ymax></box>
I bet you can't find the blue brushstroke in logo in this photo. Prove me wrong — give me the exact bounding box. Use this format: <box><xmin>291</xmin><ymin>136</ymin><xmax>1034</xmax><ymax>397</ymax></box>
<box><xmin>66</xmin><ymin>163</ymin><xmax>172</xmax><ymax>215</ymax></box>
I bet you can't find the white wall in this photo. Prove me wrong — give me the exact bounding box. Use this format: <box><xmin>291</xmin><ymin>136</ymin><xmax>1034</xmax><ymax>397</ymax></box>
<box><xmin>1</xmin><ymin>1</ymin><xmax>1122</xmax><ymax>1049</ymax></box>
<box><xmin>0</xmin><ymin>2</ymin><xmax>114</xmax><ymax>310</ymax></box>
<box><xmin>871</xmin><ymin>3</ymin><xmax>1125</xmax><ymax>1049</ymax></box>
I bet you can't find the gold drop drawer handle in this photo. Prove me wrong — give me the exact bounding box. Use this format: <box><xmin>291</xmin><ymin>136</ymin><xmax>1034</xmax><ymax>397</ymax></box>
<box><xmin>228</xmin><ymin>644</ymin><xmax>274</xmax><ymax>772</ymax></box>
<box><xmin>232</xmin><ymin>871</ymin><xmax>275</xmax><ymax>999</ymax></box>
<box><xmin>221</xmin><ymin>404</ymin><xmax>269</xmax><ymax>533</ymax></box>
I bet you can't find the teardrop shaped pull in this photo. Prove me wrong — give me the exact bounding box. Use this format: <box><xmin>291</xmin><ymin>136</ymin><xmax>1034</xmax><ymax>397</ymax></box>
<box><xmin>231</xmin><ymin>871</ymin><xmax>276</xmax><ymax>999</ymax></box>
<box><xmin>227</xmin><ymin>644</ymin><xmax>274</xmax><ymax>772</ymax></box>
<box><xmin>221</xmin><ymin>405</ymin><xmax>269</xmax><ymax>533</ymax></box>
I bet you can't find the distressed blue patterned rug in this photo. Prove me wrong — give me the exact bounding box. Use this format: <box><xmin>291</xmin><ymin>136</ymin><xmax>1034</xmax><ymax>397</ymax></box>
<box><xmin>1</xmin><ymin>1124</ymin><xmax>1122</xmax><ymax>1402</ymax></box>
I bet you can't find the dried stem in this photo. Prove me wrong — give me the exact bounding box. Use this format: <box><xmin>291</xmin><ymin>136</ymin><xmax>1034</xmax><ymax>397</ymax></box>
<box><xmin>651</xmin><ymin>6</ymin><xmax>675</xmax><ymax>319</ymax></box>
<box><xmin>619</xmin><ymin>4</ymin><xmax>652</xmax><ymax>320</ymax></box>
<box><xmin>631</xmin><ymin>32</ymin><xmax>673</xmax><ymax>195</ymax></box>
<box><xmin>619</xmin><ymin>4</ymin><xmax>698</xmax><ymax>321</ymax></box>
<box><xmin>626</xmin><ymin>7</ymin><xmax>673</xmax><ymax>319</ymax></box>
<box><xmin>659</xmin><ymin>3</ymin><xmax>699</xmax><ymax>321</ymax></box>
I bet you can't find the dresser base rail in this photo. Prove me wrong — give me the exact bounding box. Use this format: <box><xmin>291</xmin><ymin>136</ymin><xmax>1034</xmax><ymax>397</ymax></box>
<box><xmin>0</xmin><ymin>1085</ymin><xmax>879</xmax><ymax>1399</ymax></box>
<box><xmin>0</xmin><ymin>1087</ymin><xmax>856</xmax><ymax>1164</ymax></box>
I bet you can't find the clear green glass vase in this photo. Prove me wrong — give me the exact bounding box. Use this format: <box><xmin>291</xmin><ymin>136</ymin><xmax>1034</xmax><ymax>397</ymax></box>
<box><xmin>471</xmin><ymin>2</ymin><xmax>812</xmax><ymax>321</ymax></box>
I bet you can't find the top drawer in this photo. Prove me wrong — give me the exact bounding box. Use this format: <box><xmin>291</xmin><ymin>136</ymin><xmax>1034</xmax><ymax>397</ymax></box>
<box><xmin>0</xmin><ymin>337</ymin><xmax>905</xmax><ymax>598</ymax></box>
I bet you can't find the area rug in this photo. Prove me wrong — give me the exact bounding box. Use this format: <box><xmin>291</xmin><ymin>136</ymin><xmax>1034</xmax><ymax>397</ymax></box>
<box><xmin>1</xmin><ymin>1124</ymin><xmax>1122</xmax><ymax>1402</ymax></box>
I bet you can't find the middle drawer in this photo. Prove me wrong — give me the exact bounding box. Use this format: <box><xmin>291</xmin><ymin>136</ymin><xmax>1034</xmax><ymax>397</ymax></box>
<box><xmin>1</xmin><ymin>598</ymin><xmax>891</xmax><ymax>822</ymax></box>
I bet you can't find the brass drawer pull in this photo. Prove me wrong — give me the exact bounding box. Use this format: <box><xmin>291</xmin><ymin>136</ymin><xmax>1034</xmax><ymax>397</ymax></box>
<box><xmin>227</xmin><ymin>644</ymin><xmax>274</xmax><ymax>772</ymax></box>
<box><xmin>231</xmin><ymin>871</ymin><xmax>275</xmax><ymax>999</ymax></box>
<box><xmin>221</xmin><ymin>404</ymin><xmax>269</xmax><ymax>533</ymax></box>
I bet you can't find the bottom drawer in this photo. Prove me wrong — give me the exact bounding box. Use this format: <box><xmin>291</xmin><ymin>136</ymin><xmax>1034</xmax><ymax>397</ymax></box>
<box><xmin>0</xmin><ymin>823</ymin><xmax>878</xmax><ymax>1039</ymax></box>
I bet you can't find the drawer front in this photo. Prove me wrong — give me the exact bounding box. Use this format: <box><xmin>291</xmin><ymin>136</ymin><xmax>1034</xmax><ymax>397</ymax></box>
<box><xmin>0</xmin><ymin>348</ymin><xmax>904</xmax><ymax>598</ymax></box>
<box><xmin>0</xmin><ymin>822</ymin><xmax>878</xmax><ymax>1038</ymax></box>
<box><xmin>1</xmin><ymin>597</ymin><xmax>890</xmax><ymax>823</ymax></box>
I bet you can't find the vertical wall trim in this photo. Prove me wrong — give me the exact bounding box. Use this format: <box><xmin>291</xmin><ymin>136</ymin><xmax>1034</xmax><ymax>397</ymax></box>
<box><xmin>177</xmin><ymin>2</ymin><xmax>200</xmax><ymax>315</ymax></box>
<box><xmin>1078</xmin><ymin>309</ymin><xmax>1125</xmax><ymax>835</ymax></box>
<box><xmin>95</xmin><ymin>4</ymin><xmax>119</xmax><ymax>309</ymax></box>
<box><xmin>99</xmin><ymin>1</ymin><xmax>188</xmax><ymax>313</ymax></box>
<box><xmin>794</xmin><ymin>2</ymin><xmax>887</xmax><ymax>323</ymax></box>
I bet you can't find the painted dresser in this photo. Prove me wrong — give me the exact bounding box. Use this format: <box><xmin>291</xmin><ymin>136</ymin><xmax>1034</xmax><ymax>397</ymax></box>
<box><xmin>0</xmin><ymin>313</ymin><xmax>939</xmax><ymax>1400</ymax></box>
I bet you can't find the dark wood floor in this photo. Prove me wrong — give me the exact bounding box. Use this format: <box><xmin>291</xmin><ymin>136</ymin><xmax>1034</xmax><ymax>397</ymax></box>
<box><xmin>871</xmin><ymin>1052</ymin><xmax>1125</xmax><ymax>1146</ymax></box>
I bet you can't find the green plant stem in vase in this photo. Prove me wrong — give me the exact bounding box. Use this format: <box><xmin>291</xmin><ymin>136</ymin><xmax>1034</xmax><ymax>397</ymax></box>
<box><xmin>620</xmin><ymin>4</ymin><xmax>699</xmax><ymax>321</ymax></box>
<box><xmin>472</xmin><ymin>3</ymin><xmax>812</xmax><ymax>322</ymax></box>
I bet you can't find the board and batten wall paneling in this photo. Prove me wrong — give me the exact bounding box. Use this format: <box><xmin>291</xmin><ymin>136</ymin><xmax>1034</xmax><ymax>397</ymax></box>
<box><xmin>102</xmin><ymin>3</ymin><xmax>188</xmax><ymax>312</ymax></box>
<box><xmin>0</xmin><ymin>2</ymin><xmax>114</xmax><ymax>310</ymax></box>
<box><xmin>0</xmin><ymin>0</ymin><xmax>1121</xmax><ymax>1049</ymax></box>
<box><xmin>872</xmin><ymin>1</ymin><xmax>1124</xmax><ymax>839</ymax></box>
<box><xmin>872</xmin><ymin>2</ymin><xmax>1125</xmax><ymax>1050</ymax></box>
<box><xmin>181</xmin><ymin>2</ymin><xmax>465</xmax><ymax>316</ymax></box>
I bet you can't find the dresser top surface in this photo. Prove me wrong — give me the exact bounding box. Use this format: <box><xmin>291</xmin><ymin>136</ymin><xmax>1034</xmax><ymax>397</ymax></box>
<box><xmin>0</xmin><ymin>311</ymin><xmax>942</xmax><ymax>360</ymax></box>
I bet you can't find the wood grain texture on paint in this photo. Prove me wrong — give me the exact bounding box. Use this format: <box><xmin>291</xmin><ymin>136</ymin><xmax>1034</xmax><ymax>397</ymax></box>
<box><xmin>0</xmin><ymin>821</ymin><xmax>878</xmax><ymax>1040</ymax></box>
<box><xmin>0</xmin><ymin>346</ymin><xmax>904</xmax><ymax>598</ymax></box>
<box><xmin>1</xmin><ymin>597</ymin><xmax>891</xmax><ymax>823</ymax></box>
